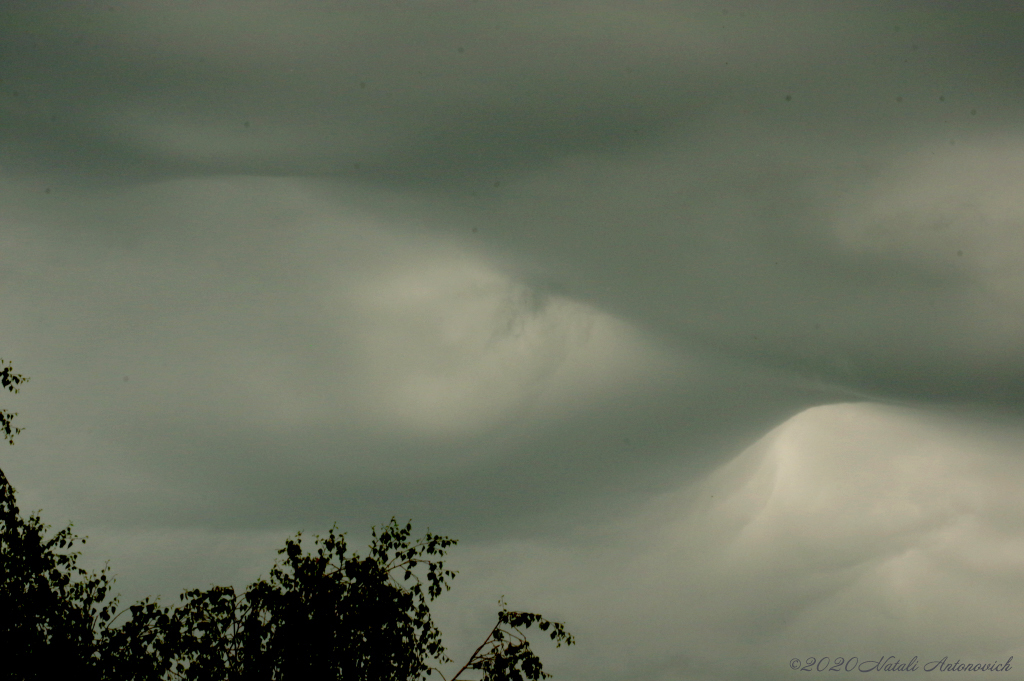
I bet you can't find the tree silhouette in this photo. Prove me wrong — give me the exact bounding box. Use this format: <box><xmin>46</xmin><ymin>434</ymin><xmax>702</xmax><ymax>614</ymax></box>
<box><xmin>1</xmin><ymin>361</ymin><xmax>574</xmax><ymax>680</ymax></box>
<box><xmin>1</xmin><ymin>360</ymin><xmax>115</xmax><ymax>680</ymax></box>
<box><xmin>1</xmin><ymin>359</ymin><xmax>28</xmax><ymax>445</ymax></box>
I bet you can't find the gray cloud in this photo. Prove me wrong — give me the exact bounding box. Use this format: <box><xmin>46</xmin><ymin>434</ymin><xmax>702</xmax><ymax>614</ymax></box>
<box><xmin>3</xmin><ymin>2</ymin><xmax>1024</xmax><ymax>679</ymax></box>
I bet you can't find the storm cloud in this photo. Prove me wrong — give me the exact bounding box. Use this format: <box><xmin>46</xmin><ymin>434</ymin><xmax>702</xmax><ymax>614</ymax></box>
<box><xmin>3</xmin><ymin>2</ymin><xmax>1024</xmax><ymax>679</ymax></box>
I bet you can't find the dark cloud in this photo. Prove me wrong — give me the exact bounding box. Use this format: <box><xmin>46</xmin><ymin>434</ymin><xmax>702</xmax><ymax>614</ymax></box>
<box><xmin>3</xmin><ymin>2</ymin><xmax>1024</xmax><ymax>679</ymax></box>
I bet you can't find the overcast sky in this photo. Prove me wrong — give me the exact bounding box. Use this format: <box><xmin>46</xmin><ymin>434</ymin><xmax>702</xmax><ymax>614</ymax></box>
<box><xmin>3</xmin><ymin>2</ymin><xmax>1024</xmax><ymax>679</ymax></box>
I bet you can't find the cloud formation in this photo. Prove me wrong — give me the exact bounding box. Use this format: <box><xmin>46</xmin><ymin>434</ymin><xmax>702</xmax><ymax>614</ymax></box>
<box><xmin>443</xmin><ymin>403</ymin><xmax>1024</xmax><ymax>681</ymax></box>
<box><xmin>3</xmin><ymin>2</ymin><xmax>1024</xmax><ymax>680</ymax></box>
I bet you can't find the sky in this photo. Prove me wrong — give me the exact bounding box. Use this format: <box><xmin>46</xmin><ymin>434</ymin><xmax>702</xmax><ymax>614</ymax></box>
<box><xmin>3</xmin><ymin>1</ymin><xmax>1024</xmax><ymax>679</ymax></box>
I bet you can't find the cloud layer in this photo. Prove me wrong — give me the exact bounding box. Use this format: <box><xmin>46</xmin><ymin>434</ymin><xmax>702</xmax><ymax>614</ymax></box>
<box><xmin>3</xmin><ymin>3</ymin><xmax>1024</xmax><ymax>680</ymax></box>
<box><xmin>439</xmin><ymin>403</ymin><xmax>1024</xmax><ymax>681</ymax></box>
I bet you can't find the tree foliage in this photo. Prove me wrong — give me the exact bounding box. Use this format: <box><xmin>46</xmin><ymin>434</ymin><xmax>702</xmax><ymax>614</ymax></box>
<box><xmin>1</xmin><ymin>358</ymin><xmax>29</xmax><ymax>445</ymax></box>
<box><xmin>453</xmin><ymin>602</ymin><xmax>576</xmax><ymax>681</ymax></box>
<box><xmin>1</xmin><ymin>466</ymin><xmax>117</xmax><ymax>680</ymax></box>
<box><xmin>0</xmin><ymin>361</ymin><xmax>574</xmax><ymax>680</ymax></box>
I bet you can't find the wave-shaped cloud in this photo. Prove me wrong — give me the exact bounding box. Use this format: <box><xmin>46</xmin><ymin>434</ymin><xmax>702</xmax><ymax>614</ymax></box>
<box><xmin>444</xmin><ymin>403</ymin><xmax>1024</xmax><ymax>680</ymax></box>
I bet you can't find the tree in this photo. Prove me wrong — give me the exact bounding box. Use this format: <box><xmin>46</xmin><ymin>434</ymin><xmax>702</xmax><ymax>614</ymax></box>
<box><xmin>1</xmin><ymin>359</ymin><xmax>116</xmax><ymax>680</ymax></box>
<box><xmin>1</xmin><ymin>358</ymin><xmax>28</xmax><ymax>445</ymax></box>
<box><xmin>1</xmin><ymin>361</ymin><xmax>574</xmax><ymax>680</ymax></box>
<box><xmin>97</xmin><ymin>520</ymin><xmax>574</xmax><ymax>680</ymax></box>
<box><xmin>0</xmin><ymin>473</ymin><xmax>116</xmax><ymax>680</ymax></box>
<box><xmin>451</xmin><ymin>602</ymin><xmax>576</xmax><ymax>681</ymax></box>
